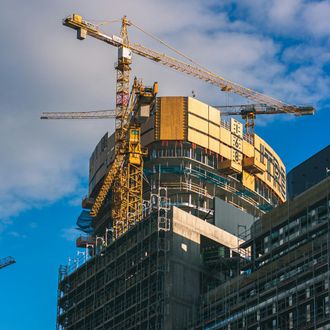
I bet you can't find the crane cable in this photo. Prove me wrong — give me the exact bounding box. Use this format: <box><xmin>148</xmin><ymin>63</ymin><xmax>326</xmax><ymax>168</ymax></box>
<box><xmin>129</xmin><ymin>21</ymin><xmax>212</xmax><ymax>75</ymax></box>
<box><xmin>128</xmin><ymin>21</ymin><xmax>293</xmax><ymax>108</ymax></box>
<box><xmin>89</xmin><ymin>16</ymin><xmax>292</xmax><ymax>109</ymax></box>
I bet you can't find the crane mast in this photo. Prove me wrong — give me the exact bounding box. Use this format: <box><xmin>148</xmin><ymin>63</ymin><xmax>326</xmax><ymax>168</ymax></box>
<box><xmin>89</xmin><ymin>79</ymin><xmax>157</xmax><ymax>239</ymax></box>
<box><xmin>111</xmin><ymin>16</ymin><xmax>133</xmax><ymax>238</ymax></box>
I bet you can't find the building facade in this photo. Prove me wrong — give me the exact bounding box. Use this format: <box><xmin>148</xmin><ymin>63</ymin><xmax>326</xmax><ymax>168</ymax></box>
<box><xmin>57</xmin><ymin>206</ymin><xmax>245</xmax><ymax>329</ymax></box>
<box><xmin>57</xmin><ymin>97</ymin><xmax>292</xmax><ymax>329</ymax></box>
<box><xmin>86</xmin><ymin>97</ymin><xmax>286</xmax><ymax>237</ymax></box>
<box><xmin>198</xmin><ymin>176</ymin><xmax>330</xmax><ymax>330</ymax></box>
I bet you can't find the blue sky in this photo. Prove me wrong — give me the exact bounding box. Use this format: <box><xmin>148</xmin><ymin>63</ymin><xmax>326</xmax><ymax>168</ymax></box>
<box><xmin>0</xmin><ymin>0</ymin><xmax>329</xmax><ymax>329</ymax></box>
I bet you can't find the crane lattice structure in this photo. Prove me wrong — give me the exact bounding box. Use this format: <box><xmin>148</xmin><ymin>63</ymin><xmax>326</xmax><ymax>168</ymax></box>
<box><xmin>43</xmin><ymin>13</ymin><xmax>315</xmax><ymax>240</ymax></box>
<box><xmin>41</xmin><ymin>102</ymin><xmax>314</xmax><ymax>136</ymax></box>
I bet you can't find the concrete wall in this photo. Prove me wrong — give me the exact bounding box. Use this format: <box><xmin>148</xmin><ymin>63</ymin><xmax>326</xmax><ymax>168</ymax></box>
<box><xmin>214</xmin><ymin>197</ymin><xmax>255</xmax><ymax>236</ymax></box>
<box><xmin>167</xmin><ymin>207</ymin><xmax>240</xmax><ymax>329</ymax></box>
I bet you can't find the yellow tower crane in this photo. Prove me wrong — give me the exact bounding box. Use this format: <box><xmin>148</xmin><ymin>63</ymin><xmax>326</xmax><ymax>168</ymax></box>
<box><xmin>43</xmin><ymin>13</ymin><xmax>315</xmax><ymax>240</ymax></box>
<box><xmin>43</xmin><ymin>78</ymin><xmax>158</xmax><ymax>240</ymax></box>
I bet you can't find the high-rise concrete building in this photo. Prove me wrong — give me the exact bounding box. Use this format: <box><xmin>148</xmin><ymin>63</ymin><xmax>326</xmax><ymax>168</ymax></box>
<box><xmin>196</xmin><ymin>154</ymin><xmax>330</xmax><ymax>330</ymax></box>
<box><xmin>57</xmin><ymin>97</ymin><xmax>288</xmax><ymax>330</ymax></box>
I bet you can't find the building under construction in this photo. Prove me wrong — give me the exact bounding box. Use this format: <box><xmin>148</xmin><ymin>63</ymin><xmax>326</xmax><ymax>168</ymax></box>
<box><xmin>57</xmin><ymin>133</ymin><xmax>330</xmax><ymax>330</ymax></box>
<box><xmin>53</xmin><ymin>13</ymin><xmax>329</xmax><ymax>330</ymax></box>
<box><xmin>58</xmin><ymin>96</ymin><xmax>292</xmax><ymax>330</ymax></box>
<box><xmin>197</xmin><ymin>171</ymin><xmax>330</xmax><ymax>329</ymax></box>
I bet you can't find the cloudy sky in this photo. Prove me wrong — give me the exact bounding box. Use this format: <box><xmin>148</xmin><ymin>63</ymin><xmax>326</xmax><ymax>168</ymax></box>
<box><xmin>0</xmin><ymin>0</ymin><xmax>329</xmax><ymax>328</ymax></box>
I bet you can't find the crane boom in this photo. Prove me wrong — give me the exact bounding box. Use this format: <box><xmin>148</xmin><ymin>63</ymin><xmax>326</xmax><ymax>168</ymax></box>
<box><xmin>41</xmin><ymin>110</ymin><xmax>116</xmax><ymax>119</ymax></box>
<box><xmin>217</xmin><ymin>104</ymin><xmax>315</xmax><ymax>116</ymax></box>
<box><xmin>63</xmin><ymin>14</ymin><xmax>315</xmax><ymax>114</ymax></box>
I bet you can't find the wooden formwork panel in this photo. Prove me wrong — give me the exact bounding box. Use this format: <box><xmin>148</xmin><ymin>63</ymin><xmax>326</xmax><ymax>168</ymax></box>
<box><xmin>159</xmin><ymin>97</ymin><xmax>185</xmax><ymax>140</ymax></box>
<box><xmin>188</xmin><ymin>97</ymin><xmax>208</xmax><ymax>119</ymax></box>
<box><xmin>188</xmin><ymin>128</ymin><xmax>208</xmax><ymax>149</ymax></box>
<box><xmin>254</xmin><ymin>133</ymin><xmax>286</xmax><ymax>201</ymax></box>
<box><xmin>243</xmin><ymin>140</ymin><xmax>254</xmax><ymax>158</ymax></box>
<box><xmin>231</xmin><ymin>159</ymin><xmax>242</xmax><ymax>173</ymax></box>
<box><xmin>220</xmin><ymin>143</ymin><xmax>231</xmax><ymax>160</ymax></box>
<box><xmin>209</xmin><ymin>106</ymin><xmax>220</xmax><ymax>125</ymax></box>
<box><xmin>254</xmin><ymin>150</ymin><xmax>266</xmax><ymax>172</ymax></box>
<box><xmin>242</xmin><ymin>170</ymin><xmax>255</xmax><ymax>191</ymax></box>
<box><xmin>209</xmin><ymin>137</ymin><xmax>220</xmax><ymax>154</ymax></box>
<box><xmin>188</xmin><ymin>113</ymin><xmax>208</xmax><ymax>132</ymax></box>
<box><xmin>219</xmin><ymin>127</ymin><xmax>231</xmax><ymax>146</ymax></box>
<box><xmin>209</xmin><ymin>123</ymin><xmax>220</xmax><ymax>140</ymax></box>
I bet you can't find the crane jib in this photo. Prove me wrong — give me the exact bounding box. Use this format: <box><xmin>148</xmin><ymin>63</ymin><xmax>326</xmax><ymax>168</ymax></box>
<box><xmin>63</xmin><ymin>14</ymin><xmax>315</xmax><ymax>115</ymax></box>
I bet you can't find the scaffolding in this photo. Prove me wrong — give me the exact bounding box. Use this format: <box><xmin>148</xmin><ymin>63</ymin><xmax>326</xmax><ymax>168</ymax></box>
<box><xmin>57</xmin><ymin>188</ymin><xmax>170</xmax><ymax>330</ymax></box>
<box><xmin>198</xmin><ymin>177</ymin><xmax>330</xmax><ymax>330</ymax></box>
<box><xmin>143</xmin><ymin>140</ymin><xmax>275</xmax><ymax>221</ymax></box>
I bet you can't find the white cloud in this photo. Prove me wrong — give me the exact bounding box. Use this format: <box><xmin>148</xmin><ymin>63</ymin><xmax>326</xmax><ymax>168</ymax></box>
<box><xmin>0</xmin><ymin>0</ymin><xmax>329</xmax><ymax>233</ymax></box>
<box><xmin>8</xmin><ymin>231</ymin><xmax>27</xmax><ymax>239</ymax></box>
<box><xmin>304</xmin><ymin>1</ymin><xmax>330</xmax><ymax>38</ymax></box>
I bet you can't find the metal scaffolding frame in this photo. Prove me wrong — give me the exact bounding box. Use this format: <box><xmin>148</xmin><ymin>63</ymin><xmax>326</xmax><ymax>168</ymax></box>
<box><xmin>57</xmin><ymin>189</ymin><xmax>171</xmax><ymax>330</ymax></box>
<box><xmin>198</xmin><ymin>178</ymin><xmax>330</xmax><ymax>330</ymax></box>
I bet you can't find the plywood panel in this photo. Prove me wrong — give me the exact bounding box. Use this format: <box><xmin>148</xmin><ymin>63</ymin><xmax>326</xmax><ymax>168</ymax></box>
<box><xmin>220</xmin><ymin>143</ymin><xmax>231</xmax><ymax>159</ymax></box>
<box><xmin>231</xmin><ymin>135</ymin><xmax>243</xmax><ymax>152</ymax></box>
<box><xmin>254</xmin><ymin>133</ymin><xmax>263</xmax><ymax>152</ymax></box>
<box><xmin>242</xmin><ymin>170</ymin><xmax>255</xmax><ymax>191</ymax></box>
<box><xmin>209</xmin><ymin>123</ymin><xmax>220</xmax><ymax>139</ymax></box>
<box><xmin>188</xmin><ymin>97</ymin><xmax>208</xmax><ymax>119</ymax></box>
<box><xmin>230</xmin><ymin>118</ymin><xmax>243</xmax><ymax>138</ymax></box>
<box><xmin>209</xmin><ymin>106</ymin><xmax>220</xmax><ymax>125</ymax></box>
<box><xmin>254</xmin><ymin>150</ymin><xmax>266</xmax><ymax>172</ymax></box>
<box><xmin>188</xmin><ymin>113</ymin><xmax>208</xmax><ymax>132</ymax></box>
<box><xmin>209</xmin><ymin>137</ymin><xmax>220</xmax><ymax>153</ymax></box>
<box><xmin>243</xmin><ymin>140</ymin><xmax>254</xmax><ymax>158</ymax></box>
<box><xmin>159</xmin><ymin>97</ymin><xmax>185</xmax><ymax>140</ymax></box>
<box><xmin>231</xmin><ymin>149</ymin><xmax>243</xmax><ymax>165</ymax></box>
<box><xmin>219</xmin><ymin>127</ymin><xmax>231</xmax><ymax>146</ymax></box>
<box><xmin>188</xmin><ymin>128</ymin><xmax>208</xmax><ymax>149</ymax></box>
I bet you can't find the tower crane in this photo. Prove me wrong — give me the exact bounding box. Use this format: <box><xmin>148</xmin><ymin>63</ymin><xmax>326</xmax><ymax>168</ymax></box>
<box><xmin>42</xmin><ymin>79</ymin><xmax>157</xmax><ymax>240</ymax></box>
<box><xmin>215</xmin><ymin>103</ymin><xmax>314</xmax><ymax>135</ymax></box>
<box><xmin>0</xmin><ymin>256</ymin><xmax>16</xmax><ymax>270</ymax></box>
<box><xmin>43</xmin><ymin>13</ymin><xmax>315</xmax><ymax>240</ymax></box>
<box><xmin>62</xmin><ymin>14</ymin><xmax>315</xmax><ymax>115</ymax></box>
